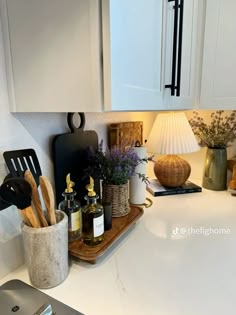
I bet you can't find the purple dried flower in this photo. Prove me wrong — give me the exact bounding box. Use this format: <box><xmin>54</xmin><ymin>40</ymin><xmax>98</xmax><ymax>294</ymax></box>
<box><xmin>86</xmin><ymin>145</ymin><xmax>149</xmax><ymax>185</ymax></box>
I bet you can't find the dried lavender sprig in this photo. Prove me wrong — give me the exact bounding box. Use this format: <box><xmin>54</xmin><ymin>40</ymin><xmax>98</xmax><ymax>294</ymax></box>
<box><xmin>189</xmin><ymin>111</ymin><xmax>236</xmax><ymax>148</ymax></box>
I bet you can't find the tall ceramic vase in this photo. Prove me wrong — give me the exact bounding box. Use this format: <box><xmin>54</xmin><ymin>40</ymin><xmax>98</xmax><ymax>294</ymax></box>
<box><xmin>202</xmin><ymin>147</ymin><xmax>227</xmax><ymax>191</ymax></box>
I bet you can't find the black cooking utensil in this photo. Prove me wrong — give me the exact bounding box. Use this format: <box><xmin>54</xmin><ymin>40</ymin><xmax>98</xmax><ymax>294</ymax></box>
<box><xmin>0</xmin><ymin>196</ymin><xmax>11</xmax><ymax>211</ymax></box>
<box><xmin>3</xmin><ymin>148</ymin><xmax>42</xmax><ymax>186</ymax></box>
<box><xmin>52</xmin><ymin>112</ymin><xmax>99</xmax><ymax>206</ymax></box>
<box><xmin>0</xmin><ymin>177</ymin><xmax>40</xmax><ymax>227</ymax></box>
<box><xmin>0</xmin><ymin>177</ymin><xmax>32</xmax><ymax>209</ymax></box>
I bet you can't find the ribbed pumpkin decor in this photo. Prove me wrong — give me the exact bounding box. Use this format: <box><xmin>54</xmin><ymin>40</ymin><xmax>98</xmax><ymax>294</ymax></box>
<box><xmin>147</xmin><ymin>112</ymin><xmax>200</xmax><ymax>188</ymax></box>
<box><xmin>154</xmin><ymin>155</ymin><xmax>191</xmax><ymax>187</ymax></box>
<box><xmin>102</xmin><ymin>183</ymin><xmax>130</xmax><ymax>217</ymax></box>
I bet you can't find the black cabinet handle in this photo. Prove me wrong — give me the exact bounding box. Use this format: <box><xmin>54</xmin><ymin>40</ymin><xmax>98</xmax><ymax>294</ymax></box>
<box><xmin>176</xmin><ymin>0</ymin><xmax>184</xmax><ymax>96</ymax></box>
<box><xmin>165</xmin><ymin>0</ymin><xmax>184</xmax><ymax>97</ymax></box>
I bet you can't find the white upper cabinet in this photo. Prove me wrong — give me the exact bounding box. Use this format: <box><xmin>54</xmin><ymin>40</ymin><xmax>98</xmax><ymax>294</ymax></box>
<box><xmin>200</xmin><ymin>0</ymin><xmax>236</xmax><ymax>109</ymax></box>
<box><xmin>164</xmin><ymin>0</ymin><xmax>198</xmax><ymax>110</ymax></box>
<box><xmin>102</xmin><ymin>0</ymin><xmax>198</xmax><ymax>111</ymax></box>
<box><xmin>0</xmin><ymin>0</ymin><xmax>102</xmax><ymax>112</ymax></box>
<box><xmin>1</xmin><ymin>0</ymin><xmax>199</xmax><ymax>112</ymax></box>
<box><xmin>102</xmin><ymin>0</ymin><xmax>164</xmax><ymax>111</ymax></box>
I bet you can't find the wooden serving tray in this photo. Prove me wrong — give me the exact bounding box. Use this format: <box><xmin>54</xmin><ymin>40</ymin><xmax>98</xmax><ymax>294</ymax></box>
<box><xmin>69</xmin><ymin>206</ymin><xmax>143</xmax><ymax>263</ymax></box>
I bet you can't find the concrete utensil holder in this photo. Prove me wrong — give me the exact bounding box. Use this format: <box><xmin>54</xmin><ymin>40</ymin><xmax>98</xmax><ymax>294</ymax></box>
<box><xmin>22</xmin><ymin>210</ymin><xmax>68</xmax><ymax>289</ymax></box>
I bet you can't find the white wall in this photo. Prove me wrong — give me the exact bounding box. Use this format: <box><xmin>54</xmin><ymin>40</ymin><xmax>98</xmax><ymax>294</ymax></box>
<box><xmin>0</xmin><ymin>20</ymin><xmax>156</xmax><ymax>278</ymax></box>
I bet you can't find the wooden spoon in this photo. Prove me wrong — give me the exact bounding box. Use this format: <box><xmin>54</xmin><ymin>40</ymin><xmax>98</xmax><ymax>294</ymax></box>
<box><xmin>24</xmin><ymin>170</ymin><xmax>48</xmax><ymax>227</ymax></box>
<box><xmin>39</xmin><ymin>176</ymin><xmax>56</xmax><ymax>225</ymax></box>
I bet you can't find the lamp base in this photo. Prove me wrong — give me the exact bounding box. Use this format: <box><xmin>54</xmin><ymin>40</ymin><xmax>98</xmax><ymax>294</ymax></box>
<box><xmin>154</xmin><ymin>155</ymin><xmax>191</xmax><ymax>187</ymax></box>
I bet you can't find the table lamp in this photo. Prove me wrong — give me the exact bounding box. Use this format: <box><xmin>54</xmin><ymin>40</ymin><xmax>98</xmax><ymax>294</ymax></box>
<box><xmin>147</xmin><ymin>112</ymin><xmax>200</xmax><ymax>187</ymax></box>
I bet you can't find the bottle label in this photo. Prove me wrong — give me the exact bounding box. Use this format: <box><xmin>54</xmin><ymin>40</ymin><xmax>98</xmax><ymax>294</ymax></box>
<box><xmin>93</xmin><ymin>214</ymin><xmax>104</xmax><ymax>237</ymax></box>
<box><xmin>71</xmin><ymin>211</ymin><xmax>80</xmax><ymax>231</ymax></box>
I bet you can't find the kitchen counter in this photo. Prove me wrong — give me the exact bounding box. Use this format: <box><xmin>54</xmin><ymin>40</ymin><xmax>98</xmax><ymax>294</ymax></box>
<box><xmin>0</xmin><ymin>183</ymin><xmax>235</xmax><ymax>315</ymax></box>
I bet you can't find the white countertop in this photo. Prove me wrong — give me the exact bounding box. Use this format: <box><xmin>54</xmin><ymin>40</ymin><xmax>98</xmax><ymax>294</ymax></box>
<box><xmin>0</xmin><ymin>183</ymin><xmax>236</xmax><ymax>315</ymax></box>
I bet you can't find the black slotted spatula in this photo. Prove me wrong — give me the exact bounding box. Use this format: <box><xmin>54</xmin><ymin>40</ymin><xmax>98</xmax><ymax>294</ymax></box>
<box><xmin>3</xmin><ymin>148</ymin><xmax>42</xmax><ymax>186</ymax></box>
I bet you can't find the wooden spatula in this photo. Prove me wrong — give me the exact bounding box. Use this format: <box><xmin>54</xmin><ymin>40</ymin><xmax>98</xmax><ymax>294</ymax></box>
<box><xmin>39</xmin><ymin>176</ymin><xmax>56</xmax><ymax>225</ymax></box>
<box><xmin>24</xmin><ymin>170</ymin><xmax>48</xmax><ymax>227</ymax></box>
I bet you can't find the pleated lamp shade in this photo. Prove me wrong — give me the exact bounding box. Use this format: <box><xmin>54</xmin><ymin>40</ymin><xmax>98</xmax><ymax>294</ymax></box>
<box><xmin>147</xmin><ymin>112</ymin><xmax>199</xmax><ymax>187</ymax></box>
<box><xmin>147</xmin><ymin>112</ymin><xmax>199</xmax><ymax>154</ymax></box>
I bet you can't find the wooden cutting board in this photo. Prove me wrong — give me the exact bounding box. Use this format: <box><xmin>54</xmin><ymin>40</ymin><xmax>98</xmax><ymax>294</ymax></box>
<box><xmin>52</xmin><ymin>113</ymin><xmax>99</xmax><ymax>206</ymax></box>
<box><xmin>109</xmin><ymin>121</ymin><xmax>143</xmax><ymax>148</ymax></box>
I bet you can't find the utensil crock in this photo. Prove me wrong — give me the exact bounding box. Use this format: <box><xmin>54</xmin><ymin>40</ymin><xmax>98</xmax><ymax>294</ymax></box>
<box><xmin>22</xmin><ymin>210</ymin><xmax>68</xmax><ymax>289</ymax></box>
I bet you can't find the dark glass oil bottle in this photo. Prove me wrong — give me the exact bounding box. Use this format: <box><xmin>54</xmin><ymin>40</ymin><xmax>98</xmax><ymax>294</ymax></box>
<box><xmin>82</xmin><ymin>177</ymin><xmax>104</xmax><ymax>246</ymax></box>
<box><xmin>59</xmin><ymin>174</ymin><xmax>81</xmax><ymax>242</ymax></box>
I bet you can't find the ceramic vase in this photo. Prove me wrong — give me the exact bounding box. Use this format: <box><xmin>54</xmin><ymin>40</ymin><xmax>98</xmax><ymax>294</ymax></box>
<box><xmin>202</xmin><ymin>147</ymin><xmax>227</xmax><ymax>191</ymax></box>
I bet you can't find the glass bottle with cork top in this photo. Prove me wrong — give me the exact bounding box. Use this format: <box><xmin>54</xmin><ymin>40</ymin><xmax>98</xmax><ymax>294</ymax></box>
<box><xmin>59</xmin><ymin>174</ymin><xmax>81</xmax><ymax>242</ymax></box>
<box><xmin>82</xmin><ymin>176</ymin><xmax>104</xmax><ymax>246</ymax></box>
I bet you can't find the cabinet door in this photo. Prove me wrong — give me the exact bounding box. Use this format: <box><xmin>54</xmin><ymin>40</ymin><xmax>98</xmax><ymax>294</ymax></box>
<box><xmin>1</xmin><ymin>0</ymin><xmax>102</xmax><ymax>112</ymax></box>
<box><xmin>164</xmin><ymin>0</ymin><xmax>197</xmax><ymax>109</ymax></box>
<box><xmin>102</xmin><ymin>0</ymin><xmax>197</xmax><ymax>111</ymax></box>
<box><xmin>200</xmin><ymin>0</ymin><xmax>236</xmax><ymax>109</ymax></box>
<box><xmin>102</xmin><ymin>0</ymin><xmax>165</xmax><ymax>111</ymax></box>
